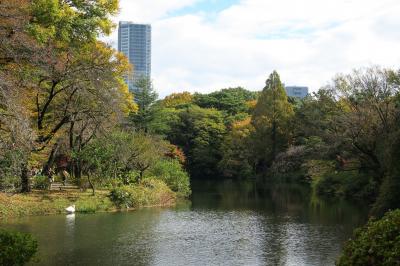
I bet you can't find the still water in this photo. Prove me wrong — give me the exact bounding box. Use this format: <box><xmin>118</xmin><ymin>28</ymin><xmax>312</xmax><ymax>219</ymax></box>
<box><xmin>2</xmin><ymin>180</ymin><xmax>367</xmax><ymax>266</ymax></box>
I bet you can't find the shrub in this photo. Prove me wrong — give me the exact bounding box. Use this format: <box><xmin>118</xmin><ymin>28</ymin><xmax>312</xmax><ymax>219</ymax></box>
<box><xmin>0</xmin><ymin>229</ymin><xmax>38</xmax><ymax>266</ymax></box>
<box><xmin>147</xmin><ymin>159</ymin><xmax>191</xmax><ymax>197</ymax></box>
<box><xmin>0</xmin><ymin>175</ymin><xmax>20</xmax><ymax>192</ymax></box>
<box><xmin>109</xmin><ymin>178</ymin><xmax>176</xmax><ymax>208</ymax></box>
<box><xmin>109</xmin><ymin>186</ymin><xmax>134</xmax><ymax>208</ymax></box>
<box><xmin>269</xmin><ymin>146</ymin><xmax>309</xmax><ymax>182</ymax></box>
<box><xmin>315</xmin><ymin>170</ymin><xmax>376</xmax><ymax>202</ymax></box>
<box><xmin>371</xmin><ymin>171</ymin><xmax>400</xmax><ymax>218</ymax></box>
<box><xmin>32</xmin><ymin>175</ymin><xmax>49</xmax><ymax>190</ymax></box>
<box><xmin>337</xmin><ymin>209</ymin><xmax>400</xmax><ymax>266</ymax></box>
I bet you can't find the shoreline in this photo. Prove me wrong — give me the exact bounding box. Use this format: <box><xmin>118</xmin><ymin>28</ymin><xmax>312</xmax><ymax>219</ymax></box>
<box><xmin>0</xmin><ymin>189</ymin><xmax>177</xmax><ymax>220</ymax></box>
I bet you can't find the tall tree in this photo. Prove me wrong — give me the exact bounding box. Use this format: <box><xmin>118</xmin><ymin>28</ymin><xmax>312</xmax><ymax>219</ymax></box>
<box><xmin>251</xmin><ymin>71</ymin><xmax>294</xmax><ymax>171</ymax></box>
<box><xmin>219</xmin><ymin>118</ymin><xmax>255</xmax><ymax>178</ymax></box>
<box><xmin>130</xmin><ymin>77</ymin><xmax>158</xmax><ymax>131</ymax></box>
<box><xmin>169</xmin><ymin>105</ymin><xmax>226</xmax><ymax>178</ymax></box>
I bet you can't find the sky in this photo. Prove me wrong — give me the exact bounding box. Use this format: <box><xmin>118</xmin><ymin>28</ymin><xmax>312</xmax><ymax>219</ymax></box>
<box><xmin>104</xmin><ymin>0</ymin><xmax>400</xmax><ymax>97</ymax></box>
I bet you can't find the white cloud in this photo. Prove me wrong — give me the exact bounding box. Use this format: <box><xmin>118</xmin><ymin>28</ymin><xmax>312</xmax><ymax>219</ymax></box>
<box><xmin>110</xmin><ymin>0</ymin><xmax>400</xmax><ymax>97</ymax></box>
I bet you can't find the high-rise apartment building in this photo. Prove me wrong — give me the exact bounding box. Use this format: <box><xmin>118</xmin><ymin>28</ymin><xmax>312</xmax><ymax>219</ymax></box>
<box><xmin>118</xmin><ymin>21</ymin><xmax>151</xmax><ymax>91</ymax></box>
<box><xmin>285</xmin><ymin>86</ymin><xmax>309</xmax><ymax>98</ymax></box>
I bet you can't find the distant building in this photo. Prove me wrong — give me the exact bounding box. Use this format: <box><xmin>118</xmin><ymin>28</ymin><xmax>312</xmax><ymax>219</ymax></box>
<box><xmin>285</xmin><ymin>86</ymin><xmax>309</xmax><ymax>98</ymax></box>
<box><xmin>118</xmin><ymin>21</ymin><xmax>151</xmax><ymax>91</ymax></box>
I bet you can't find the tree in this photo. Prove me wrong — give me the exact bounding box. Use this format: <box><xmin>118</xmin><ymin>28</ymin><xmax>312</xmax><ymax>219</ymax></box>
<box><xmin>194</xmin><ymin>87</ymin><xmax>258</xmax><ymax>116</ymax></box>
<box><xmin>77</xmin><ymin>130</ymin><xmax>168</xmax><ymax>192</ymax></box>
<box><xmin>337</xmin><ymin>209</ymin><xmax>400</xmax><ymax>266</ymax></box>
<box><xmin>130</xmin><ymin>77</ymin><xmax>158</xmax><ymax>131</ymax></box>
<box><xmin>251</xmin><ymin>71</ymin><xmax>294</xmax><ymax>171</ymax></box>
<box><xmin>0</xmin><ymin>0</ymin><xmax>124</xmax><ymax>191</ymax></box>
<box><xmin>147</xmin><ymin>159</ymin><xmax>191</xmax><ymax>197</ymax></box>
<box><xmin>129</xmin><ymin>133</ymin><xmax>168</xmax><ymax>181</ymax></box>
<box><xmin>219</xmin><ymin>118</ymin><xmax>255</xmax><ymax>178</ymax></box>
<box><xmin>162</xmin><ymin>92</ymin><xmax>193</xmax><ymax>108</ymax></box>
<box><xmin>170</xmin><ymin>105</ymin><xmax>226</xmax><ymax>178</ymax></box>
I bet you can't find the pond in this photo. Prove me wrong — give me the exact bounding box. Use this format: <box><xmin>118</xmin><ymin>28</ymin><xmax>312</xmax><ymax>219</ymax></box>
<box><xmin>1</xmin><ymin>179</ymin><xmax>368</xmax><ymax>266</ymax></box>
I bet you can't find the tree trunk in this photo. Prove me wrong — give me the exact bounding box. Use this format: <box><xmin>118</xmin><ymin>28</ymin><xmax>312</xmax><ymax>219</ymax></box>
<box><xmin>21</xmin><ymin>162</ymin><xmax>31</xmax><ymax>192</ymax></box>
<box><xmin>87</xmin><ymin>173</ymin><xmax>95</xmax><ymax>195</ymax></box>
<box><xmin>42</xmin><ymin>141</ymin><xmax>60</xmax><ymax>178</ymax></box>
<box><xmin>138</xmin><ymin>170</ymin><xmax>144</xmax><ymax>184</ymax></box>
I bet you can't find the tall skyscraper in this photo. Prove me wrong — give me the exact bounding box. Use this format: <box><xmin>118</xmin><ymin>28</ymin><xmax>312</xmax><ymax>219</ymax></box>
<box><xmin>285</xmin><ymin>86</ymin><xmax>309</xmax><ymax>98</ymax></box>
<box><xmin>118</xmin><ymin>21</ymin><xmax>151</xmax><ymax>91</ymax></box>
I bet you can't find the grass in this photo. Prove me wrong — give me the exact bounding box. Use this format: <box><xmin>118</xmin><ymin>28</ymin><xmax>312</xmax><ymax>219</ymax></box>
<box><xmin>109</xmin><ymin>178</ymin><xmax>177</xmax><ymax>209</ymax></box>
<box><xmin>0</xmin><ymin>190</ymin><xmax>114</xmax><ymax>219</ymax></box>
<box><xmin>0</xmin><ymin>179</ymin><xmax>177</xmax><ymax>219</ymax></box>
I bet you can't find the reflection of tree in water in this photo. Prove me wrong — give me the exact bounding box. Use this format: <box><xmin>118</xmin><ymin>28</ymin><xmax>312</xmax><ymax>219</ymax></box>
<box><xmin>192</xmin><ymin>179</ymin><xmax>367</xmax><ymax>230</ymax></box>
<box><xmin>3</xmin><ymin>211</ymin><xmax>164</xmax><ymax>266</ymax></box>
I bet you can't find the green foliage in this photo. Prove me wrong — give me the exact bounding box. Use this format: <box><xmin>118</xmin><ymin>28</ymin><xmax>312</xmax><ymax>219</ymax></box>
<box><xmin>109</xmin><ymin>186</ymin><xmax>133</xmax><ymax>207</ymax></box>
<box><xmin>0</xmin><ymin>149</ymin><xmax>25</xmax><ymax>192</ymax></box>
<box><xmin>32</xmin><ymin>175</ymin><xmax>49</xmax><ymax>190</ymax></box>
<box><xmin>170</xmin><ymin>105</ymin><xmax>226</xmax><ymax>178</ymax></box>
<box><xmin>269</xmin><ymin>146</ymin><xmax>309</xmax><ymax>182</ymax></box>
<box><xmin>147</xmin><ymin>105</ymin><xmax>181</xmax><ymax>136</ymax></box>
<box><xmin>218</xmin><ymin>118</ymin><xmax>255</xmax><ymax>179</ymax></box>
<box><xmin>315</xmin><ymin>170</ymin><xmax>376</xmax><ymax>202</ymax></box>
<box><xmin>371</xmin><ymin>134</ymin><xmax>400</xmax><ymax>217</ymax></box>
<box><xmin>74</xmin><ymin>194</ymin><xmax>114</xmax><ymax>213</ymax></box>
<box><xmin>108</xmin><ymin>178</ymin><xmax>176</xmax><ymax>208</ymax></box>
<box><xmin>251</xmin><ymin>71</ymin><xmax>294</xmax><ymax>169</ymax></box>
<box><xmin>28</xmin><ymin>0</ymin><xmax>118</xmax><ymax>44</ymax></box>
<box><xmin>337</xmin><ymin>209</ymin><xmax>400</xmax><ymax>266</ymax></box>
<box><xmin>130</xmin><ymin>77</ymin><xmax>158</xmax><ymax>131</ymax></box>
<box><xmin>147</xmin><ymin>159</ymin><xmax>191</xmax><ymax>197</ymax></box>
<box><xmin>75</xmin><ymin>130</ymin><xmax>168</xmax><ymax>187</ymax></box>
<box><xmin>162</xmin><ymin>92</ymin><xmax>193</xmax><ymax>108</ymax></box>
<box><xmin>0</xmin><ymin>229</ymin><xmax>38</xmax><ymax>266</ymax></box>
<box><xmin>371</xmin><ymin>173</ymin><xmax>400</xmax><ymax>218</ymax></box>
<box><xmin>193</xmin><ymin>87</ymin><xmax>258</xmax><ymax>116</ymax></box>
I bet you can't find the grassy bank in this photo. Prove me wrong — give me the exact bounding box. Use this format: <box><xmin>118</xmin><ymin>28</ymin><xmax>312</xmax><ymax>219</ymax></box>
<box><xmin>0</xmin><ymin>180</ymin><xmax>176</xmax><ymax>219</ymax></box>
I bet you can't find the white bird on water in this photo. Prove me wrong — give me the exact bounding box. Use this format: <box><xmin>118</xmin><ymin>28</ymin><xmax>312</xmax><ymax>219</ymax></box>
<box><xmin>65</xmin><ymin>204</ymin><xmax>76</xmax><ymax>214</ymax></box>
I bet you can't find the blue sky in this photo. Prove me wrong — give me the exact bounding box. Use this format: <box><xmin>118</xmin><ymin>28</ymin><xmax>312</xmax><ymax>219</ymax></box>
<box><xmin>109</xmin><ymin>0</ymin><xmax>400</xmax><ymax>97</ymax></box>
<box><xmin>167</xmin><ymin>0</ymin><xmax>241</xmax><ymax>18</ymax></box>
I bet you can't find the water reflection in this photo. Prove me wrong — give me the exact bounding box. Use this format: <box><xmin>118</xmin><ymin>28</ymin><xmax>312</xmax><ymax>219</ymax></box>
<box><xmin>1</xmin><ymin>180</ymin><xmax>367</xmax><ymax>266</ymax></box>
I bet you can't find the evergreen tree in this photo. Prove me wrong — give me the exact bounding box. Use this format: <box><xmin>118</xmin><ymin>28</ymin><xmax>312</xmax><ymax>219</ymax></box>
<box><xmin>130</xmin><ymin>77</ymin><xmax>158</xmax><ymax>131</ymax></box>
<box><xmin>251</xmin><ymin>71</ymin><xmax>294</xmax><ymax>171</ymax></box>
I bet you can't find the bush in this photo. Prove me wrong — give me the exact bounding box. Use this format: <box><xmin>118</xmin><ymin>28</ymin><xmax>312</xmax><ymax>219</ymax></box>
<box><xmin>0</xmin><ymin>175</ymin><xmax>20</xmax><ymax>192</ymax></box>
<box><xmin>269</xmin><ymin>146</ymin><xmax>309</xmax><ymax>182</ymax></box>
<box><xmin>315</xmin><ymin>170</ymin><xmax>376</xmax><ymax>202</ymax></box>
<box><xmin>32</xmin><ymin>175</ymin><xmax>49</xmax><ymax>190</ymax></box>
<box><xmin>109</xmin><ymin>186</ymin><xmax>134</xmax><ymax>208</ymax></box>
<box><xmin>371</xmin><ymin>172</ymin><xmax>400</xmax><ymax>218</ymax></box>
<box><xmin>109</xmin><ymin>178</ymin><xmax>176</xmax><ymax>208</ymax></box>
<box><xmin>147</xmin><ymin>159</ymin><xmax>191</xmax><ymax>197</ymax></box>
<box><xmin>0</xmin><ymin>229</ymin><xmax>38</xmax><ymax>266</ymax></box>
<box><xmin>337</xmin><ymin>209</ymin><xmax>400</xmax><ymax>266</ymax></box>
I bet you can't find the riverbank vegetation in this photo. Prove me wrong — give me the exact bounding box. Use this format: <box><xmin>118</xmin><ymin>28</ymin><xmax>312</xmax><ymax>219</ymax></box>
<box><xmin>1</xmin><ymin>0</ymin><xmax>400</xmax><ymax>264</ymax></box>
<box><xmin>0</xmin><ymin>181</ymin><xmax>176</xmax><ymax>219</ymax></box>
<box><xmin>0</xmin><ymin>229</ymin><xmax>37</xmax><ymax>265</ymax></box>
<box><xmin>337</xmin><ymin>209</ymin><xmax>400</xmax><ymax>265</ymax></box>
<box><xmin>136</xmin><ymin>67</ymin><xmax>400</xmax><ymax>218</ymax></box>
<box><xmin>0</xmin><ymin>0</ymin><xmax>190</xmax><ymax>214</ymax></box>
